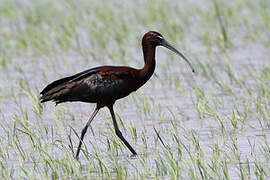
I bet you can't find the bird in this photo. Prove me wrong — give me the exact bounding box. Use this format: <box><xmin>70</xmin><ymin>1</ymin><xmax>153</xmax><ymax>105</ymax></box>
<box><xmin>40</xmin><ymin>31</ymin><xmax>195</xmax><ymax>159</ymax></box>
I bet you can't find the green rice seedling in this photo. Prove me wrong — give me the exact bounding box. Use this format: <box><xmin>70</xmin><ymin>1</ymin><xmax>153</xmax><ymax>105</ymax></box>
<box><xmin>24</xmin><ymin>90</ymin><xmax>43</xmax><ymax>117</ymax></box>
<box><xmin>254</xmin><ymin>160</ymin><xmax>267</xmax><ymax>180</ymax></box>
<box><xmin>0</xmin><ymin>56</ymin><xmax>8</xmax><ymax>69</ymax></box>
<box><xmin>212</xmin><ymin>0</ymin><xmax>231</xmax><ymax>49</ymax></box>
<box><xmin>224</xmin><ymin>63</ymin><xmax>245</xmax><ymax>87</ymax></box>
<box><xmin>0</xmin><ymin>0</ymin><xmax>270</xmax><ymax>178</ymax></box>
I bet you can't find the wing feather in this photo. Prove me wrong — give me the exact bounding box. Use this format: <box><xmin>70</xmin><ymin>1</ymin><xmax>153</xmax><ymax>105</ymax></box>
<box><xmin>40</xmin><ymin>66</ymin><xmax>136</xmax><ymax>104</ymax></box>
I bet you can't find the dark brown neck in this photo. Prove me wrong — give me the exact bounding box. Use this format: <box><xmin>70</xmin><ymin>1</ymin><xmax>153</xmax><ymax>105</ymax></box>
<box><xmin>138</xmin><ymin>42</ymin><xmax>156</xmax><ymax>84</ymax></box>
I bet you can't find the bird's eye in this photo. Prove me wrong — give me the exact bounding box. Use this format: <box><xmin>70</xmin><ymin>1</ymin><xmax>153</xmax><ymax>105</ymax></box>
<box><xmin>156</xmin><ymin>36</ymin><xmax>163</xmax><ymax>41</ymax></box>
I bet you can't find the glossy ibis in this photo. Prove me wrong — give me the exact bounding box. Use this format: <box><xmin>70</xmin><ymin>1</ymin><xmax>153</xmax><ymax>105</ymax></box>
<box><xmin>40</xmin><ymin>31</ymin><xmax>195</xmax><ymax>159</ymax></box>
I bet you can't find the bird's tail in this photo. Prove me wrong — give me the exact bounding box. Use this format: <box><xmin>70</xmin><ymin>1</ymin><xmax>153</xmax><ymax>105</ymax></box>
<box><xmin>40</xmin><ymin>67</ymin><xmax>98</xmax><ymax>104</ymax></box>
<box><xmin>40</xmin><ymin>76</ymin><xmax>76</xmax><ymax>104</ymax></box>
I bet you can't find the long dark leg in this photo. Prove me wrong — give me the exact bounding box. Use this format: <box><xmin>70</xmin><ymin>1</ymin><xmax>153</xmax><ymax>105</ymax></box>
<box><xmin>108</xmin><ymin>105</ymin><xmax>137</xmax><ymax>155</ymax></box>
<box><xmin>76</xmin><ymin>108</ymin><xmax>99</xmax><ymax>159</ymax></box>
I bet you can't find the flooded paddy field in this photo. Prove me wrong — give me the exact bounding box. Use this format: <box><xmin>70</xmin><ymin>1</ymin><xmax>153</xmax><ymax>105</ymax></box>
<box><xmin>0</xmin><ymin>0</ymin><xmax>269</xmax><ymax>179</ymax></box>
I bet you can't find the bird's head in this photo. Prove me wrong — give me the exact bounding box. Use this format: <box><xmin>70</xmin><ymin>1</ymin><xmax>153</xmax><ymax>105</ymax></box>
<box><xmin>142</xmin><ymin>31</ymin><xmax>164</xmax><ymax>46</ymax></box>
<box><xmin>143</xmin><ymin>31</ymin><xmax>195</xmax><ymax>73</ymax></box>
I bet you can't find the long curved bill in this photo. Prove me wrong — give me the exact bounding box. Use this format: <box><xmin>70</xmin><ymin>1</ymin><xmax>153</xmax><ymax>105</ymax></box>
<box><xmin>160</xmin><ymin>39</ymin><xmax>195</xmax><ymax>73</ymax></box>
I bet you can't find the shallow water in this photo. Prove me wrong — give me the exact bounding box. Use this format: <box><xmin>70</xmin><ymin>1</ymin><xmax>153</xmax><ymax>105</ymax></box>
<box><xmin>0</xmin><ymin>0</ymin><xmax>270</xmax><ymax>178</ymax></box>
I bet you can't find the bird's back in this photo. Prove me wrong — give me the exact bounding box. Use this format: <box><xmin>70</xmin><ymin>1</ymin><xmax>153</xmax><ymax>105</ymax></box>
<box><xmin>40</xmin><ymin>66</ymin><xmax>140</xmax><ymax>104</ymax></box>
